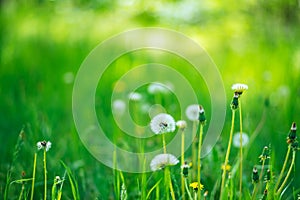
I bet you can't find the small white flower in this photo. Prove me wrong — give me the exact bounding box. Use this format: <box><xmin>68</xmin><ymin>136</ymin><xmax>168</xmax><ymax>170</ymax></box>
<box><xmin>150</xmin><ymin>113</ymin><xmax>176</xmax><ymax>134</ymax></box>
<box><xmin>148</xmin><ymin>82</ymin><xmax>170</xmax><ymax>94</ymax></box>
<box><xmin>231</xmin><ymin>83</ymin><xmax>248</xmax><ymax>94</ymax></box>
<box><xmin>185</xmin><ymin>104</ymin><xmax>199</xmax><ymax>121</ymax></box>
<box><xmin>128</xmin><ymin>92</ymin><xmax>142</xmax><ymax>101</ymax></box>
<box><xmin>37</xmin><ymin>141</ymin><xmax>52</xmax><ymax>152</ymax></box>
<box><xmin>233</xmin><ymin>132</ymin><xmax>249</xmax><ymax>148</ymax></box>
<box><xmin>150</xmin><ymin>153</ymin><xmax>179</xmax><ymax>171</ymax></box>
<box><xmin>176</xmin><ymin>120</ymin><xmax>187</xmax><ymax>130</ymax></box>
<box><xmin>112</xmin><ymin>99</ymin><xmax>126</xmax><ymax>115</ymax></box>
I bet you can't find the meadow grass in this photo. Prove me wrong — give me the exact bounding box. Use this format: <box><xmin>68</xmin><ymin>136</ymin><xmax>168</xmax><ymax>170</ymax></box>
<box><xmin>1</xmin><ymin>1</ymin><xmax>300</xmax><ymax>199</ymax></box>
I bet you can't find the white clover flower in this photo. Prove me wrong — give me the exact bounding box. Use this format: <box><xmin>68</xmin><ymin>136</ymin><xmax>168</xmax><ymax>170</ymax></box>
<box><xmin>150</xmin><ymin>153</ymin><xmax>179</xmax><ymax>171</ymax></box>
<box><xmin>185</xmin><ymin>104</ymin><xmax>199</xmax><ymax>121</ymax></box>
<box><xmin>176</xmin><ymin>120</ymin><xmax>187</xmax><ymax>130</ymax></box>
<box><xmin>233</xmin><ymin>132</ymin><xmax>249</xmax><ymax>148</ymax></box>
<box><xmin>37</xmin><ymin>141</ymin><xmax>52</xmax><ymax>152</ymax></box>
<box><xmin>128</xmin><ymin>92</ymin><xmax>142</xmax><ymax>101</ymax></box>
<box><xmin>147</xmin><ymin>83</ymin><xmax>170</xmax><ymax>94</ymax></box>
<box><xmin>112</xmin><ymin>99</ymin><xmax>126</xmax><ymax>115</ymax></box>
<box><xmin>231</xmin><ymin>83</ymin><xmax>248</xmax><ymax>94</ymax></box>
<box><xmin>150</xmin><ymin>113</ymin><xmax>176</xmax><ymax>134</ymax></box>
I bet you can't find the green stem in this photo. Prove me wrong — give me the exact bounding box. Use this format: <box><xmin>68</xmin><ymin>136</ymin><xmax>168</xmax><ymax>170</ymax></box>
<box><xmin>30</xmin><ymin>153</ymin><xmax>37</xmax><ymax>200</ymax></box>
<box><xmin>276</xmin><ymin>150</ymin><xmax>296</xmax><ymax>196</ymax></box>
<box><xmin>181</xmin><ymin>130</ymin><xmax>186</xmax><ymax>200</ymax></box>
<box><xmin>258</xmin><ymin>159</ymin><xmax>266</xmax><ymax>195</ymax></box>
<box><xmin>194</xmin><ymin>191</ymin><xmax>197</xmax><ymax>200</ymax></box>
<box><xmin>274</xmin><ymin>145</ymin><xmax>291</xmax><ymax>191</ymax></box>
<box><xmin>192</xmin><ymin>121</ymin><xmax>197</xmax><ymax>179</ymax></box>
<box><xmin>18</xmin><ymin>183</ymin><xmax>24</xmax><ymax>200</ymax></box>
<box><xmin>251</xmin><ymin>183</ymin><xmax>258</xmax><ymax>200</ymax></box>
<box><xmin>238</xmin><ymin>99</ymin><xmax>243</xmax><ymax>199</ymax></box>
<box><xmin>197</xmin><ymin>124</ymin><xmax>204</xmax><ymax>200</ymax></box>
<box><xmin>220</xmin><ymin>109</ymin><xmax>236</xmax><ymax>200</ymax></box>
<box><xmin>165</xmin><ymin>167</ymin><xmax>176</xmax><ymax>200</ymax></box>
<box><xmin>184</xmin><ymin>178</ymin><xmax>193</xmax><ymax>200</ymax></box>
<box><xmin>43</xmin><ymin>149</ymin><xmax>47</xmax><ymax>200</ymax></box>
<box><xmin>162</xmin><ymin>134</ymin><xmax>167</xmax><ymax>154</ymax></box>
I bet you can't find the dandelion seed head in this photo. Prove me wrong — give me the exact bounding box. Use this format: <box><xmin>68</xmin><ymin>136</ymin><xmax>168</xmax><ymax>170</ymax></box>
<box><xmin>128</xmin><ymin>92</ymin><xmax>142</xmax><ymax>101</ymax></box>
<box><xmin>176</xmin><ymin>120</ymin><xmax>187</xmax><ymax>130</ymax></box>
<box><xmin>112</xmin><ymin>99</ymin><xmax>126</xmax><ymax>115</ymax></box>
<box><xmin>147</xmin><ymin>82</ymin><xmax>171</xmax><ymax>94</ymax></box>
<box><xmin>150</xmin><ymin>113</ymin><xmax>175</xmax><ymax>134</ymax></box>
<box><xmin>231</xmin><ymin>83</ymin><xmax>248</xmax><ymax>94</ymax></box>
<box><xmin>185</xmin><ymin>104</ymin><xmax>199</xmax><ymax>121</ymax></box>
<box><xmin>150</xmin><ymin>153</ymin><xmax>179</xmax><ymax>171</ymax></box>
<box><xmin>37</xmin><ymin>140</ymin><xmax>52</xmax><ymax>152</ymax></box>
<box><xmin>233</xmin><ymin>132</ymin><xmax>249</xmax><ymax>148</ymax></box>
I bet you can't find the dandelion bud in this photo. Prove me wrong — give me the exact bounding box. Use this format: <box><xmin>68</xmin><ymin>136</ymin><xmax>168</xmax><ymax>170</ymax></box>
<box><xmin>198</xmin><ymin>105</ymin><xmax>206</xmax><ymax>125</ymax></box>
<box><xmin>262</xmin><ymin>189</ymin><xmax>268</xmax><ymax>200</ymax></box>
<box><xmin>288</xmin><ymin>122</ymin><xmax>297</xmax><ymax>140</ymax></box>
<box><xmin>231</xmin><ymin>83</ymin><xmax>248</xmax><ymax>95</ymax></box>
<box><xmin>252</xmin><ymin>167</ymin><xmax>259</xmax><ymax>183</ymax></box>
<box><xmin>231</xmin><ymin>92</ymin><xmax>239</xmax><ymax>110</ymax></box>
<box><xmin>182</xmin><ymin>161</ymin><xmax>190</xmax><ymax>177</ymax></box>
<box><xmin>259</xmin><ymin>146</ymin><xmax>270</xmax><ymax>162</ymax></box>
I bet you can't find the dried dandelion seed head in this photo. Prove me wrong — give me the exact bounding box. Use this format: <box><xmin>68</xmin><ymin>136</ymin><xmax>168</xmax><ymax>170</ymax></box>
<box><xmin>37</xmin><ymin>140</ymin><xmax>52</xmax><ymax>152</ymax></box>
<box><xmin>150</xmin><ymin>113</ymin><xmax>176</xmax><ymax>134</ymax></box>
<box><xmin>185</xmin><ymin>104</ymin><xmax>200</xmax><ymax>121</ymax></box>
<box><xmin>233</xmin><ymin>132</ymin><xmax>249</xmax><ymax>148</ymax></box>
<box><xmin>150</xmin><ymin>153</ymin><xmax>179</xmax><ymax>171</ymax></box>
<box><xmin>231</xmin><ymin>83</ymin><xmax>248</xmax><ymax>95</ymax></box>
<box><xmin>176</xmin><ymin>120</ymin><xmax>187</xmax><ymax>130</ymax></box>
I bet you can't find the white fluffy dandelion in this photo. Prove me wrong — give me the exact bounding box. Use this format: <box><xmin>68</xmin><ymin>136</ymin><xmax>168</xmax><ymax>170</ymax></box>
<box><xmin>150</xmin><ymin>153</ymin><xmax>179</xmax><ymax>171</ymax></box>
<box><xmin>176</xmin><ymin>120</ymin><xmax>187</xmax><ymax>130</ymax></box>
<box><xmin>150</xmin><ymin>113</ymin><xmax>176</xmax><ymax>134</ymax></box>
<box><xmin>233</xmin><ymin>132</ymin><xmax>249</xmax><ymax>148</ymax></box>
<box><xmin>128</xmin><ymin>92</ymin><xmax>142</xmax><ymax>101</ymax></box>
<box><xmin>112</xmin><ymin>99</ymin><xmax>126</xmax><ymax>115</ymax></box>
<box><xmin>185</xmin><ymin>104</ymin><xmax>199</xmax><ymax>121</ymax></box>
<box><xmin>37</xmin><ymin>141</ymin><xmax>52</xmax><ymax>152</ymax></box>
<box><xmin>148</xmin><ymin>82</ymin><xmax>170</xmax><ymax>94</ymax></box>
<box><xmin>231</xmin><ymin>83</ymin><xmax>248</xmax><ymax>94</ymax></box>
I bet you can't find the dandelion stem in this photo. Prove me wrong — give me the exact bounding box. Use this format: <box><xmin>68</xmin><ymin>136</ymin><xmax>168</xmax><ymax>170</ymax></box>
<box><xmin>276</xmin><ymin>150</ymin><xmax>296</xmax><ymax>196</ymax></box>
<box><xmin>184</xmin><ymin>178</ymin><xmax>193</xmax><ymax>200</ymax></box>
<box><xmin>181</xmin><ymin>130</ymin><xmax>186</xmax><ymax>200</ymax></box>
<box><xmin>30</xmin><ymin>153</ymin><xmax>37</xmax><ymax>200</ymax></box>
<box><xmin>18</xmin><ymin>183</ymin><xmax>25</xmax><ymax>200</ymax></box>
<box><xmin>162</xmin><ymin>134</ymin><xmax>167</xmax><ymax>154</ymax></box>
<box><xmin>197</xmin><ymin>124</ymin><xmax>204</xmax><ymax>200</ymax></box>
<box><xmin>258</xmin><ymin>159</ymin><xmax>266</xmax><ymax>195</ymax></box>
<box><xmin>43</xmin><ymin>149</ymin><xmax>47</xmax><ymax>200</ymax></box>
<box><xmin>238</xmin><ymin>99</ymin><xmax>243</xmax><ymax>199</ymax></box>
<box><xmin>274</xmin><ymin>145</ymin><xmax>291</xmax><ymax>191</ymax></box>
<box><xmin>194</xmin><ymin>191</ymin><xmax>197</xmax><ymax>200</ymax></box>
<box><xmin>220</xmin><ymin>109</ymin><xmax>236</xmax><ymax>200</ymax></box>
<box><xmin>192</xmin><ymin>121</ymin><xmax>197</xmax><ymax>179</ymax></box>
<box><xmin>251</xmin><ymin>183</ymin><xmax>258</xmax><ymax>200</ymax></box>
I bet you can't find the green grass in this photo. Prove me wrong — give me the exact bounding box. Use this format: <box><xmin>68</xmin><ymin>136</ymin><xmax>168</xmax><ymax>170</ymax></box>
<box><xmin>1</xmin><ymin>0</ymin><xmax>300</xmax><ymax>199</ymax></box>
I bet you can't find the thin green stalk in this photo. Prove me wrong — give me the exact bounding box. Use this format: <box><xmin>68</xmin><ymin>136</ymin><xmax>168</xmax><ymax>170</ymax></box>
<box><xmin>194</xmin><ymin>192</ymin><xmax>197</xmax><ymax>200</ymax></box>
<box><xmin>258</xmin><ymin>159</ymin><xmax>266</xmax><ymax>195</ymax></box>
<box><xmin>220</xmin><ymin>109</ymin><xmax>236</xmax><ymax>200</ymax></box>
<box><xmin>251</xmin><ymin>183</ymin><xmax>258</xmax><ymax>200</ymax></box>
<box><xmin>30</xmin><ymin>153</ymin><xmax>37</xmax><ymax>200</ymax></box>
<box><xmin>197</xmin><ymin>124</ymin><xmax>204</xmax><ymax>200</ymax></box>
<box><xmin>238</xmin><ymin>99</ymin><xmax>243</xmax><ymax>199</ymax></box>
<box><xmin>165</xmin><ymin>167</ymin><xmax>176</xmax><ymax>200</ymax></box>
<box><xmin>43</xmin><ymin>149</ymin><xmax>47</xmax><ymax>200</ymax></box>
<box><xmin>192</xmin><ymin>121</ymin><xmax>197</xmax><ymax>179</ymax></box>
<box><xmin>181</xmin><ymin>130</ymin><xmax>186</xmax><ymax>200</ymax></box>
<box><xmin>162</xmin><ymin>134</ymin><xmax>167</xmax><ymax>154</ymax></box>
<box><xmin>274</xmin><ymin>145</ymin><xmax>291</xmax><ymax>191</ymax></box>
<box><xmin>18</xmin><ymin>183</ymin><xmax>25</xmax><ymax>200</ymax></box>
<box><xmin>156</xmin><ymin>182</ymin><xmax>160</xmax><ymax>200</ymax></box>
<box><xmin>165</xmin><ymin>167</ymin><xmax>170</xmax><ymax>200</ymax></box>
<box><xmin>276</xmin><ymin>150</ymin><xmax>296</xmax><ymax>196</ymax></box>
<box><xmin>184</xmin><ymin>178</ymin><xmax>193</xmax><ymax>200</ymax></box>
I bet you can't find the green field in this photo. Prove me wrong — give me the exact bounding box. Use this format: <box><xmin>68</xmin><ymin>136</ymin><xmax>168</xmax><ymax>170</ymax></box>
<box><xmin>1</xmin><ymin>0</ymin><xmax>300</xmax><ymax>199</ymax></box>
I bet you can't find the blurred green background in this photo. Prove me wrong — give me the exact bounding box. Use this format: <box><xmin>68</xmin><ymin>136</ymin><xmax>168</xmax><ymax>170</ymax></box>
<box><xmin>1</xmin><ymin>0</ymin><xmax>300</xmax><ymax>199</ymax></box>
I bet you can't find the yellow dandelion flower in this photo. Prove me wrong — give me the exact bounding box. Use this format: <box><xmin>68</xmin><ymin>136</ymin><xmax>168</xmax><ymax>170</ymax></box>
<box><xmin>221</xmin><ymin>164</ymin><xmax>231</xmax><ymax>171</ymax></box>
<box><xmin>189</xmin><ymin>182</ymin><xmax>204</xmax><ymax>191</ymax></box>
